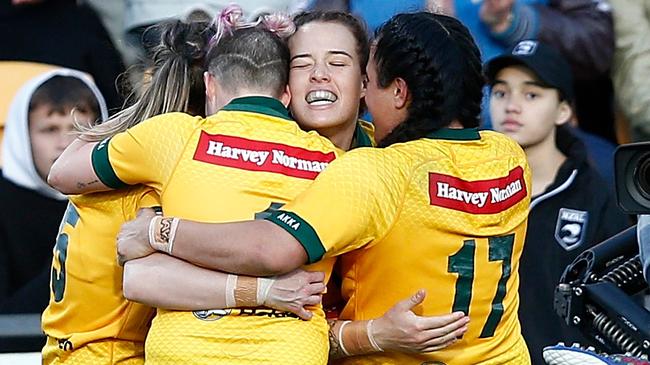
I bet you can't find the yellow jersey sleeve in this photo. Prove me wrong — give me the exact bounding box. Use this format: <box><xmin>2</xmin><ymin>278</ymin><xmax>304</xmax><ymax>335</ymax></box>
<box><xmin>266</xmin><ymin>148</ymin><xmax>404</xmax><ymax>263</ymax></box>
<box><xmin>91</xmin><ymin>113</ymin><xmax>197</xmax><ymax>192</ymax></box>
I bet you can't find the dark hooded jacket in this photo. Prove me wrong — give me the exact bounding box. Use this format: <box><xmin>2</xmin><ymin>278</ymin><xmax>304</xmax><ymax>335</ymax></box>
<box><xmin>518</xmin><ymin>125</ymin><xmax>631</xmax><ymax>364</ymax></box>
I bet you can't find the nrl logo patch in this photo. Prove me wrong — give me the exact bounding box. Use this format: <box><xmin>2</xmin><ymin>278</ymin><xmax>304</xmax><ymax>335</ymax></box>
<box><xmin>554</xmin><ymin>208</ymin><xmax>588</xmax><ymax>251</ymax></box>
<box><xmin>193</xmin><ymin>308</ymin><xmax>232</xmax><ymax>321</ymax></box>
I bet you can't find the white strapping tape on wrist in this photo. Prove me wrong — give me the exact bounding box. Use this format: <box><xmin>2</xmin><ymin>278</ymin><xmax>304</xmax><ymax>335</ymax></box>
<box><xmin>148</xmin><ymin>216</ymin><xmax>162</xmax><ymax>251</ymax></box>
<box><xmin>367</xmin><ymin>319</ymin><xmax>384</xmax><ymax>352</ymax></box>
<box><xmin>338</xmin><ymin>320</ymin><xmax>352</xmax><ymax>356</ymax></box>
<box><xmin>257</xmin><ymin>277</ymin><xmax>275</xmax><ymax>306</ymax></box>
<box><xmin>225</xmin><ymin>274</ymin><xmax>237</xmax><ymax>308</ymax></box>
<box><xmin>166</xmin><ymin>217</ymin><xmax>180</xmax><ymax>255</ymax></box>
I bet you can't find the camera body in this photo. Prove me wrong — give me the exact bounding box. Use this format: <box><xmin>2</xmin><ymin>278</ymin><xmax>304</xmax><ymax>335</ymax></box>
<box><xmin>615</xmin><ymin>142</ymin><xmax>650</xmax><ymax>214</ymax></box>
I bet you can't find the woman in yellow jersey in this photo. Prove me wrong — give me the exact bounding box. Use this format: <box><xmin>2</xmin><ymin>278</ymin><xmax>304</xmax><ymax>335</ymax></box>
<box><xmin>115</xmin><ymin>12</ymin><xmax>533</xmax><ymax>365</ymax></box>
<box><xmin>41</xmin><ymin>19</ymin><xmax>325</xmax><ymax>365</ymax></box>
<box><xmin>40</xmin><ymin>20</ymin><xmax>213</xmax><ymax>365</ymax></box>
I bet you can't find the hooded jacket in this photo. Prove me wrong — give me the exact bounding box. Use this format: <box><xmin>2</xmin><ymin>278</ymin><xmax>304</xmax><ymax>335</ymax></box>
<box><xmin>0</xmin><ymin>68</ymin><xmax>107</xmax><ymax>313</ymax></box>
<box><xmin>518</xmin><ymin>125</ymin><xmax>631</xmax><ymax>364</ymax></box>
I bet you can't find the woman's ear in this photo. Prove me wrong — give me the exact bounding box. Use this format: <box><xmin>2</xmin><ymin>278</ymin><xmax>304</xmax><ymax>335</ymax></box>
<box><xmin>280</xmin><ymin>84</ymin><xmax>291</xmax><ymax>107</ymax></box>
<box><xmin>393</xmin><ymin>77</ymin><xmax>410</xmax><ymax>109</ymax></box>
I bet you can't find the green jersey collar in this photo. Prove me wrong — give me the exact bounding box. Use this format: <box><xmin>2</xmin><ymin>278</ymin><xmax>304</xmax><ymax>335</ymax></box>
<box><xmin>222</xmin><ymin>96</ymin><xmax>292</xmax><ymax>121</ymax></box>
<box><xmin>425</xmin><ymin>128</ymin><xmax>480</xmax><ymax>141</ymax></box>
<box><xmin>351</xmin><ymin>121</ymin><xmax>373</xmax><ymax>148</ymax></box>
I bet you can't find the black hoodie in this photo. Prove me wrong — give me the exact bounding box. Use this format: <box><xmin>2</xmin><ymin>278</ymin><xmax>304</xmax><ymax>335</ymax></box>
<box><xmin>518</xmin><ymin>125</ymin><xmax>632</xmax><ymax>365</ymax></box>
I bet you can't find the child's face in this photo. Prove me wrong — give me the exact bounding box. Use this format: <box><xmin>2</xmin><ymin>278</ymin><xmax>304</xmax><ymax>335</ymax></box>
<box><xmin>28</xmin><ymin>105</ymin><xmax>94</xmax><ymax>181</ymax></box>
<box><xmin>489</xmin><ymin>65</ymin><xmax>571</xmax><ymax>149</ymax></box>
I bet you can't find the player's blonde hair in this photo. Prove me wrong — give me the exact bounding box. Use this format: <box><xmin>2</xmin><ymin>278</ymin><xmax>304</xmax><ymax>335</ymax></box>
<box><xmin>76</xmin><ymin>20</ymin><xmax>214</xmax><ymax>142</ymax></box>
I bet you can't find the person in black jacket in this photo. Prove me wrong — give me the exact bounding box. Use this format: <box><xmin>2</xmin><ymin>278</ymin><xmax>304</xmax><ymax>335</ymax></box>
<box><xmin>485</xmin><ymin>40</ymin><xmax>632</xmax><ymax>365</ymax></box>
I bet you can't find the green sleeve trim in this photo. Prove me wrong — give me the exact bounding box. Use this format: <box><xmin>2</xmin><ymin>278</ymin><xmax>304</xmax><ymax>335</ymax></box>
<box><xmin>265</xmin><ymin>210</ymin><xmax>325</xmax><ymax>264</ymax></box>
<box><xmin>425</xmin><ymin>128</ymin><xmax>480</xmax><ymax>141</ymax></box>
<box><xmin>91</xmin><ymin>138</ymin><xmax>128</xmax><ymax>189</ymax></box>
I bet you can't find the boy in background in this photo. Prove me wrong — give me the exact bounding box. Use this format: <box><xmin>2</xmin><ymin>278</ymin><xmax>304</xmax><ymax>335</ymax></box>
<box><xmin>0</xmin><ymin>68</ymin><xmax>106</xmax><ymax>314</ymax></box>
<box><xmin>485</xmin><ymin>40</ymin><xmax>631</xmax><ymax>365</ymax></box>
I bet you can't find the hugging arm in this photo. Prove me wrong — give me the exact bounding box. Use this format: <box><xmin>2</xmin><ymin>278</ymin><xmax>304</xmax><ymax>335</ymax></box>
<box><xmin>122</xmin><ymin>253</ymin><xmax>325</xmax><ymax>320</ymax></box>
<box><xmin>47</xmin><ymin>138</ymin><xmax>108</xmax><ymax>194</ymax></box>
<box><xmin>328</xmin><ymin>290</ymin><xmax>469</xmax><ymax>359</ymax></box>
<box><xmin>117</xmin><ymin>208</ymin><xmax>308</xmax><ymax>276</ymax></box>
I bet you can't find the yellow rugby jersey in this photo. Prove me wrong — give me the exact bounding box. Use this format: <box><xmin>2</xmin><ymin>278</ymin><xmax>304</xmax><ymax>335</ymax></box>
<box><xmin>267</xmin><ymin>129</ymin><xmax>532</xmax><ymax>365</ymax></box>
<box><xmin>91</xmin><ymin>96</ymin><xmax>341</xmax><ymax>365</ymax></box>
<box><xmin>41</xmin><ymin>187</ymin><xmax>159</xmax><ymax>365</ymax></box>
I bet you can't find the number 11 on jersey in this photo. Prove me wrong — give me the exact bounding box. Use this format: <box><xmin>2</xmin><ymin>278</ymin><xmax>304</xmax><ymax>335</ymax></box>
<box><xmin>447</xmin><ymin>234</ymin><xmax>515</xmax><ymax>338</ymax></box>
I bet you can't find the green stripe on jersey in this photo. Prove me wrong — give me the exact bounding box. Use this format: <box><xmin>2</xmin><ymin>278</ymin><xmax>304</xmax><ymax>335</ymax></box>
<box><xmin>426</xmin><ymin>128</ymin><xmax>480</xmax><ymax>141</ymax></box>
<box><xmin>222</xmin><ymin>96</ymin><xmax>292</xmax><ymax>121</ymax></box>
<box><xmin>91</xmin><ymin>138</ymin><xmax>128</xmax><ymax>189</ymax></box>
<box><xmin>266</xmin><ymin>210</ymin><xmax>325</xmax><ymax>264</ymax></box>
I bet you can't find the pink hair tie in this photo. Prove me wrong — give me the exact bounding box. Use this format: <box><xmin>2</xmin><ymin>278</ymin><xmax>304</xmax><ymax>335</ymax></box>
<box><xmin>210</xmin><ymin>4</ymin><xmax>245</xmax><ymax>46</ymax></box>
<box><xmin>261</xmin><ymin>13</ymin><xmax>296</xmax><ymax>38</ymax></box>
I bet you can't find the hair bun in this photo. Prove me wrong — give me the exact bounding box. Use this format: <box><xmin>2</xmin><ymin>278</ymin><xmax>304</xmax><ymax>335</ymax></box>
<box><xmin>210</xmin><ymin>4</ymin><xmax>246</xmax><ymax>46</ymax></box>
<box><xmin>261</xmin><ymin>13</ymin><xmax>296</xmax><ymax>39</ymax></box>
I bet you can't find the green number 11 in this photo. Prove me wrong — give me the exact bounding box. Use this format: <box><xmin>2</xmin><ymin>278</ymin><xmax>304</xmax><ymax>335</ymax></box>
<box><xmin>447</xmin><ymin>234</ymin><xmax>515</xmax><ymax>338</ymax></box>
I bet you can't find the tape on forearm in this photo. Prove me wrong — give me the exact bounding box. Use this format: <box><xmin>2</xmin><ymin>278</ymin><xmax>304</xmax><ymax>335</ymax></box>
<box><xmin>257</xmin><ymin>277</ymin><xmax>274</xmax><ymax>305</ymax></box>
<box><xmin>225</xmin><ymin>274</ymin><xmax>238</xmax><ymax>308</ymax></box>
<box><xmin>225</xmin><ymin>276</ymin><xmax>275</xmax><ymax>308</ymax></box>
<box><xmin>148</xmin><ymin>216</ymin><xmax>179</xmax><ymax>254</ymax></box>
<box><xmin>337</xmin><ymin>319</ymin><xmax>383</xmax><ymax>356</ymax></box>
<box><xmin>234</xmin><ymin>276</ymin><xmax>258</xmax><ymax>307</ymax></box>
<box><xmin>367</xmin><ymin>319</ymin><xmax>383</xmax><ymax>352</ymax></box>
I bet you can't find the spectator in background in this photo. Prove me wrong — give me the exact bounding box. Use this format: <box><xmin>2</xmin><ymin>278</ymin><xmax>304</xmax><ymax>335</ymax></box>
<box><xmin>0</xmin><ymin>61</ymin><xmax>59</xmax><ymax>167</ymax></box>
<box><xmin>0</xmin><ymin>68</ymin><xmax>107</xmax><ymax>314</ymax></box>
<box><xmin>610</xmin><ymin>0</ymin><xmax>650</xmax><ymax>142</ymax></box>
<box><xmin>452</xmin><ymin>0</ymin><xmax>617</xmax><ymax>145</ymax></box>
<box><xmin>0</xmin><ymin>0</ymin><xmax>126</xmax><ymax>112</ymax></box>
<box><xmin>485</xmin><ymin>40</ymin><xmax>631</xmax><ymax>365</ymax></box>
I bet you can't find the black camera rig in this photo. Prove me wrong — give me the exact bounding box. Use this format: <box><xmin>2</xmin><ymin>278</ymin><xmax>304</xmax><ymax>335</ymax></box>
<box><xmin>554</xmin><ymin>225</ymin><xmax>650</xmax><ymax>357</ymax></box>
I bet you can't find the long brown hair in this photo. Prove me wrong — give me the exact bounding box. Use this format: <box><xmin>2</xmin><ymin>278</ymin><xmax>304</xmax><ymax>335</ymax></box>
<box><xmin>76</xmin><ymin>20</ymin><xmax>214</xmax><ymax>141</ymax></box>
